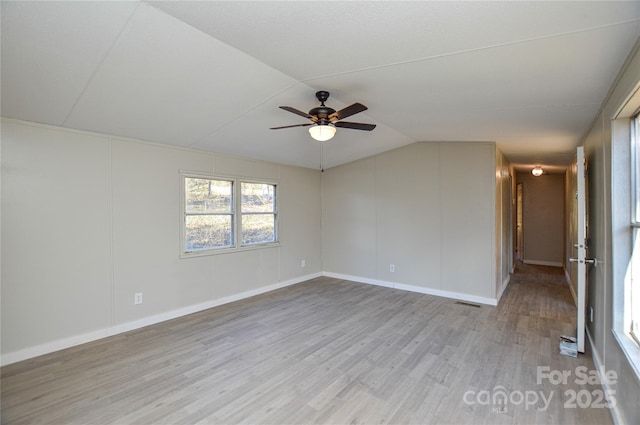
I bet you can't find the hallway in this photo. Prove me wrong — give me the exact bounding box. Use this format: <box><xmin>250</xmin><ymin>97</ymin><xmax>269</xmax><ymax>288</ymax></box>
<box><xmin>493</xmin><ymin>261</ymin><xmax>613</xmax><ymax>424</ymax></box>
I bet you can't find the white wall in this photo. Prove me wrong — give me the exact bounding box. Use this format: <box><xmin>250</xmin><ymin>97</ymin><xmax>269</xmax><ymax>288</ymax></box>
<box><xmin>1</xmin><ymin>119</ymin><xmax>322</xmax><ymax>364</ymax></box>
<box><xmin>322</xmin><ymin>142</ymin><xmax>498</xmax><ymax>304</ymax></box>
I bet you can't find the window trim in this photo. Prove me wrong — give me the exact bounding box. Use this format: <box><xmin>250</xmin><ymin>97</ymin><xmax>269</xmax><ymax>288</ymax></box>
<box><xmin>630</xmin><ymin>113</ymin><xmax>640</xmax><ymax>346</ymax></box>
<box><xmin>179</xmin><ymin>171</ymin><xmax>280</xmax><ymax>258</ymax></box>
<box><xmin>183</xmin><ymin>174</ymin><xmax>235</xmax><ymax>252</ymax></box>
<box><xmin>240</xmin><ymin>180</ymin><xmax>278</xmax><ymax>247</ymax></box>
<box><xmin>632</xmin><ymin>114</ymin><xmax>640</xmax><ymax>227</ymax></box>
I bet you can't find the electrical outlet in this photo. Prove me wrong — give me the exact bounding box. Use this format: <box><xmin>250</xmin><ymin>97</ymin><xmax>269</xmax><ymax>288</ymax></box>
<box><xmin>134</xmin><ymin>292</ymin><xmax>143</xmax><ymax>305</ymax></box>
<box><xmin>390</xmin><ymin>264</ymin><xmax>395</xmax><ymax>273</ymax></box>
<box><xmin>301</xmin><ymin>259</ymin><xmax>306</xmax><ymax>268</ymax></box>
<box><xmin>589</xmin><ymin>306</ymin><xmax>594</xmax><ymax>323</ymax></box>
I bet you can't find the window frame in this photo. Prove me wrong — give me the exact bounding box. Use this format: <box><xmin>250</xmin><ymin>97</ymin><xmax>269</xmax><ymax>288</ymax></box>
<box><xmin>180</xmin><ymin>171</ymin><xmax>280</xmax><ymax>258</ymax></box>
<box><xmin>239</xmin><ymin>180</ymin><xmax>278</xmax><ymax>247</ymax></box>
<box><xmin>630</xmin><ymin>113</ymin><xmax>640</xmax><ymax>346</ymax></box>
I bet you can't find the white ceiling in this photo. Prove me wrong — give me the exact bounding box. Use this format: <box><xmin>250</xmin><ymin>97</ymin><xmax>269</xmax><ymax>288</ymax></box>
<box><xmin>2</xmin><ymin>1</ymin><xmax>639</xmax><ymax>170</ymax></box>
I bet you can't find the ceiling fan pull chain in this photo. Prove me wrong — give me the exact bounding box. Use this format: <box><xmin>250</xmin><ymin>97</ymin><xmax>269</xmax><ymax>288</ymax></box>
<box><xmin>320</xmin><ymin>141</ymin><xmax>324</xmax><ymax>173</ymax></box>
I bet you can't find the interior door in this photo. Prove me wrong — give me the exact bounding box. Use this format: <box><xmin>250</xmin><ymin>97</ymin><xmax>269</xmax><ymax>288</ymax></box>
<box><xmin>570</xmin><ymin>146</ymin><xmax>588</xmax><ymax>353</ymax></box>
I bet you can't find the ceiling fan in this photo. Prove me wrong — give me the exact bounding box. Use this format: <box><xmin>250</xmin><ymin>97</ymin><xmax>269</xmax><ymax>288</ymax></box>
<box><xmin>270</xmin><ymin>91</ymin><xmax>376</xmax><ymax>141</ymax></box>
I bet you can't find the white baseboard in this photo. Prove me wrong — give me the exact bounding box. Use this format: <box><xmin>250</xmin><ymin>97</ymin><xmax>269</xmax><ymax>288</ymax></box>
<box><xmin>0</xmin><ymin>329</ymin><xmax>110</xmax><ymax>368</ymax></box>
<box><xmin>0</xmin><ymin>272</ymin><xmax>321</xmax><ymax>367</ymax></box>
<box><xmin>523</xmin><ymin>259</ymin><xmax>563</xmax><ymax>267</ymax></box>
<box><xmin>2</xmin><ymin>271</ymin><xmax>500</xmax><ymax>366</ymax></box>
<box><xmin>586</xmin><ymin>328</ymin><xmax>622</xmax><ymax>425</ymax></box>
<box><xmin>108</xmin><ymin>272</ymin><xmax>322</xmax><ymax>336</ymax></box>
<box><xmin>322</xmin><ymin>272</ymin><xmax>498</xmax><ymax>306</ymax></box>
<box><xmin>322</xmin><ymin>272</ymin><xmax>394</xmax><ymax>289</ymax></box>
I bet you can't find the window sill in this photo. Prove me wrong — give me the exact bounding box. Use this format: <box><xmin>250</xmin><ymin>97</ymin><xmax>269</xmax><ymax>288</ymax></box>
<box><xmin>612</xmin><ymin>329</ymin><xmax>640</xmax><ymax>385</ymax></box>
<box><xmin>180</xmin><ymin>242</ymin><xmax>280</xmax><ymax>259</ymax></box>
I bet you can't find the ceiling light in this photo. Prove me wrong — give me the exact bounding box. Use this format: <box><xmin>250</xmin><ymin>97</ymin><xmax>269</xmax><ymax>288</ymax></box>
<box><xmin>308</xmin><ymin>124</ymin><xmax>336</xmax><ymax>142</ymax></box>
<box><xmin>532</xmin><ymin>166</ymin><xmax>543</xmax><ymax>176</ymax></box>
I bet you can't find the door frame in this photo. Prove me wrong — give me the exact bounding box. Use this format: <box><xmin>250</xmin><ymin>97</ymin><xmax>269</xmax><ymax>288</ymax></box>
<box><xmin>575</xmin><ymin>146</ymin><xmax>587</xmax><ymax>353</ymax></box>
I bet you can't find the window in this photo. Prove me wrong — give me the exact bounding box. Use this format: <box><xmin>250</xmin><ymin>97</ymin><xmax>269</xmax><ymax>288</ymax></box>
<box><xmin>181</xmin><ymin>173</ymin><xmax>278</xmax><ymax>256</ymax></box>
<box><xmin>631</xmin><ymin>113</ymin><xmax>640</xmax><ymax>345</ymax></box>
<box><xmin>241</xmin><ymin>182</ymin><xmax>277</xmax><ymax>245</ymax></box>
<box><xmin>184</xmin><ymin>177</ymin><xmax>234</xmax><ymax>251</ymax></box>
<box><xmin>612</xmin><ymin>88</ymin><xmax>640</xmax><ymax>379</ymax></box>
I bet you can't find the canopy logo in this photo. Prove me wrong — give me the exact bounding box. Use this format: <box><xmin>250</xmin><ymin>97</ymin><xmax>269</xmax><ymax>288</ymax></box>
<box><xmin>463</xmin><ymin>385</ymin><xmax>552</xmax><ymax>412</ymax></box>
<box><xmin>463</xmin><ymin>366</ymin><xmax>617</xmax><ymax>414</ymax></box>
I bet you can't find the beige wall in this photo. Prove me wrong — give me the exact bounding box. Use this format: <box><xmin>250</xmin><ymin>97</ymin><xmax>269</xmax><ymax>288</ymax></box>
<box><xmin>1</xmin><ymin>119</ymin><xmax>322</xmax><ymax>363</ymax></box>
<box><xmin>0</xmin><ymin>123</ymin><xmax>509</xmax><ymax>362</ymax></box>
<box><xmin>0</xmin><ymin>122</ymin><xmax>513</xmax><ymax>365</ymax></box>
<box><xmin>516</xmin><ymin>172</ymin><xmax>565</xmax><ymax>266</ymax></box>
<box><xmin>322</xmin><ymin>142</ymin><xmax>498</xmax><ymax>303</ymax></box>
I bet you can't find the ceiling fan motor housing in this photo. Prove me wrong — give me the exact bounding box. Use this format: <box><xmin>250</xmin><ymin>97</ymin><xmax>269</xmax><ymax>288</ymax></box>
<box><xmin>309</xmin><ymin>106</ymin><xmax>336</xmax><ymax>124</ymax></box>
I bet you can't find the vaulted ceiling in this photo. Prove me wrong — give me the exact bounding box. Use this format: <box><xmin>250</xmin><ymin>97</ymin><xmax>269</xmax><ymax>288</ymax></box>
<box><xmin>2</xmin><ymin>1</ymin><xmax>639</xmax><ymax>170</ymax></box>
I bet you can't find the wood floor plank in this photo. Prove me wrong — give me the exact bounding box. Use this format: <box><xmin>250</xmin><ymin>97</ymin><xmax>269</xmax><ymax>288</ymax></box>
<box><xmin>1</xmin><ymin>263</ymin><xmax>615</xmax><ymax>424</ymax></box>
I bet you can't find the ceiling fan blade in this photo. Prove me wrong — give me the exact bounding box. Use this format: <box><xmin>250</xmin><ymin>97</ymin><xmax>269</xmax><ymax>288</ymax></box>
<box><xmin>329</xmin><ymin>103</ymin><xmax>368</xmax><ymax>120</ymax></box>
<box><xmin>279</xmin><ymin>106</ymin><xmax>316</xmax><ymax>121</ymax></box>
<box><xmin>334</xmin><ymin>121</ymin><xmax>376</xmax><ymax>131</ymax></box>
<box><xmin>270</xmin><ymin>123</ymin><xmax>314</xmax><ymax>130</ymax></box>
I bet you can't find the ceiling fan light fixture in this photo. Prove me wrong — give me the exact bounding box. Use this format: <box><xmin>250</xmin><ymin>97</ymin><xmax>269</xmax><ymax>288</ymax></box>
<box><xmin>309</xmin><ymin>124</ymin><xmax>336</xmax><ymax>141</ymax></box>
<box><xmin>532</xmin><ymin>166</ymin><xmax>543</xmax><ymax>176</ymax></box>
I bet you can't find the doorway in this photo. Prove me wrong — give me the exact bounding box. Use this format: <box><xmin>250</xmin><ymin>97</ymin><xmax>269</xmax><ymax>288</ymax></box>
<box><xmin>516</xmin><ymin>183</ymin><xmax>523</xmax><ymax>261</ymax></box>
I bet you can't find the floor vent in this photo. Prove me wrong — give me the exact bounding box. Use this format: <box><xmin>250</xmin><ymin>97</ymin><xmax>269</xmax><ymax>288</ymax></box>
<box><xmin>454</xmin><ymin>301</ymin><xmax>481</xmax><ymax>308</ymax></box>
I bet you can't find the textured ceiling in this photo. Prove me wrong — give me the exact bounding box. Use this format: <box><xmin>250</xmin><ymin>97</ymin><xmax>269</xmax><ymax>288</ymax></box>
<box><xmin>2</xmin><ymin>1</ymin><xmax>639</xmax><ymax>170</ymax></box>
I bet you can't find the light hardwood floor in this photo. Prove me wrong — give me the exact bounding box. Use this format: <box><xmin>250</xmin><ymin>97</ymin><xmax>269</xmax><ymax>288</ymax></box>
<box><xmin>1</xmin><ymin>263</ymin><xmax>614</xmax><ymax>424</ymax></box>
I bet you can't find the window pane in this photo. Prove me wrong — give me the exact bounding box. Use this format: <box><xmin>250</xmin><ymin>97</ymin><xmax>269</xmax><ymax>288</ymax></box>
<box><xmin>632</xmin><ymin>229</ymin><xmax>640</xmax><ymax>344</ymax></box>
<box><xmin>632</xmin><ymin>115</ymin><xmax>640</xmax><ymax>345</ymax></box>
<box><xmin>633</xmin><ymin>116</ymin><xmax>639</xmax><ymax>223</ymax></box>
<box><xmin>186</xmin><ymin>215</ymin><xmax>232</xmax><ymax>250</ymax></box>
<box><xmin>242</xmin><ymin>214</ymin><xmax>275</xmax><ymax>245</ymax></box>
<box><xmin>186</xmin><ymin>178</ymin><xmax>232</xmax><ymax>214</ymax></box>
<box><xmin>241</xmin><ymin>183</ymin><xmax>275</xmax><ymax>213</ymax></box>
